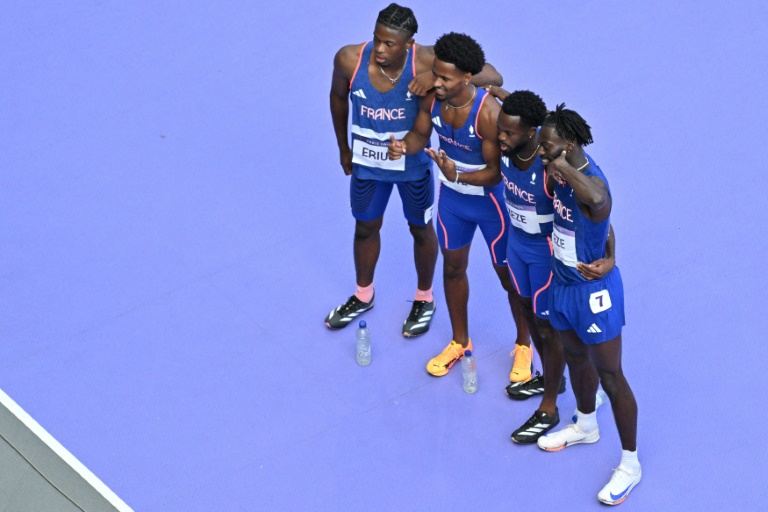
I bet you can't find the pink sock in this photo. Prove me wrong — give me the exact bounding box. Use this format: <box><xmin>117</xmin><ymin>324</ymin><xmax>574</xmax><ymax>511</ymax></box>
<box><xmin>355</xmin><ymin>282</ymin><xmax>374</xmax><ymax>303</ymax></box>
<box><xmin>414</xmin><ymin>287</ymin><xmax>433</xmax><ymax>302</ymax></box>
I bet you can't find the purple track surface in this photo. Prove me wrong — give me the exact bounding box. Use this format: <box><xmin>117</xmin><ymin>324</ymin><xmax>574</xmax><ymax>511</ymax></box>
<box><xmin>2</xmin><ymin>1</ymin><xmax>767</xmax><ymax>510</ymax></box>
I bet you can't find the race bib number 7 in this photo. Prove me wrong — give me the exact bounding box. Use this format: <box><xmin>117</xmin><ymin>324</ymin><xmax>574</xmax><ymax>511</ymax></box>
<box><xmin>589</xmin><ymin>289</ymin><xmax>612</xmax><ymax>313</ymax></box>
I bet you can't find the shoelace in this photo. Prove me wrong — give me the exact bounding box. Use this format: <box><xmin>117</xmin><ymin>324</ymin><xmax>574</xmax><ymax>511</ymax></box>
<box><xmin>443</xmin><ymin>341</ymin><xmax>465</xmax><ymax>359</ymax></box>
<box><xmin>406</xmin><ymin>300</ymin><xmax>429</xmax><ymax>322</ymax></box>
<box><xmin>611</xmin><ymin>466</ymin><xmax>638</xmax><ymax>478</ymax></box>
<box><xmin>339</xmin><ymin>295</ymin><xmax>365</xmax><ymax>315</ymax></box>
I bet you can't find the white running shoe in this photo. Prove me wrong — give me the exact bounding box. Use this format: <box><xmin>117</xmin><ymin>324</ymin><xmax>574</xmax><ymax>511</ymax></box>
<box><xmin>537</xmin><ymin>423</ymin><xmax>600</xmax><ymax>452</ymax></box>
<box><xmin>597</xmin><ymin>466</ymin><xmax>642</xmax><ymax>505</ymax></box>
<box><xmin>572</xmin><ymin>389</ymin><xmax>609</xmax><ymax>423</ymax></box>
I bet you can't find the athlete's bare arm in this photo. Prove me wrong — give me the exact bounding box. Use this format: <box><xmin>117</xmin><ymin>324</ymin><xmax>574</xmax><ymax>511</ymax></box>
<box><xmin>425</xmin><ymin>98</ymin><xmax>502</xmax><ymax>186</ymax></box>
<box><xmin>485</xmin><ymin>84</ymin><xmax>510</xmax><ymax>101</ymax></box>
<box><xmin>453</xmin><ymin>96</ymin><xmax>502</xmax><ymax>186</ymax></box>
<box><xmin>330</xmin><ymin>44</ymin><xmax>361</xmax><ymax>176</ymax></box>
<box><xmin>578</xmin><ymin>224</ymin><xmax>616</xmax><ymax>280</ymax></box>
<box><xmin>547</xmin><ymin>151</ymin><xmax>612</xmax><ymax>222</ymax></box>
<box><xmin>387</xmin><ymin>92</ymin><xmax>434</xmax><ymax>160</ymax></box>
<box><xmin>408</xmin><ymin>45</ymin><xmax>503</xmax><ymax>96</ymax></box>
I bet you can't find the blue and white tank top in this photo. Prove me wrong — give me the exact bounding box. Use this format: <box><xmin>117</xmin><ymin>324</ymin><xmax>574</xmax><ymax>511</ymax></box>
<box><xmin>551</xmin><ymin>154</ymin><xmax>612</xmax><ymax>284</ymax></box>
<box><xmin>349</xmin><ymin>41</ymin><xmax>432</xmax><ymax>182</ymax></box>
<box><xmin>500</xmin><ymin>155</ymin><xmax>554</xmax><ymax>238</ymax></box>
<box><xmin>431</xmin><ymin>90</ymin><xmax>501</xmax><ymax>196</ymax></box>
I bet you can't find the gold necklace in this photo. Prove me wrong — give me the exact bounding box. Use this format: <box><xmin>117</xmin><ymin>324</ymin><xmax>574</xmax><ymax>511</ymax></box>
<box><xmin>445</xmin><ymin>85</ymin><xmax>476</xmax><ymax>109</ymax></box>
<box><xmin>515</xmin><ymin>144</ymin><xmax>540</xmax><ymax>162</ymax></box>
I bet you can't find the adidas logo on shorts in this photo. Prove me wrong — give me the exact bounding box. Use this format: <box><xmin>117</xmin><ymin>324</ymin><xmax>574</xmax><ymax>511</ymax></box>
<box><xmin>587</xmin><ymin>323</ymin><xmax>602</xmax><ymax>334</ymax></box>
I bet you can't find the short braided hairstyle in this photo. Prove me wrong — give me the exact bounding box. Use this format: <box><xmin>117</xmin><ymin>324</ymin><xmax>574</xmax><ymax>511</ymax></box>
<box><xmin>376</xmin><ymin>3</ymin><xmax>418</xmax><ymax>38</ymax></box>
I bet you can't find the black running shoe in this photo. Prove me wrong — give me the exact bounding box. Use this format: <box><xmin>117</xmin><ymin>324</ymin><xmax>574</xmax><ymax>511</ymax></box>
<box><xmin>324</xmin><ymin>294</ymin><xmax>374</xmax><ymax>329</ymax></box>
<box><xmin>505</xmin><ymin>372</ymin><xmax>566</xmax><ymax>401</ymax></box>
<box><xmin>402</xmin><ymin>300</ymin><xmax>435</xmax><ymax>337</ymax></box>
<box><xmin>511</xmin><ymin>409</ymin><xmax>560</xmax><ymax>444</ymax></box>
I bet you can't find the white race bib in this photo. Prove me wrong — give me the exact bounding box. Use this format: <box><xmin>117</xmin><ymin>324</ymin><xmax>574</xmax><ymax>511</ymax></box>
<box><xmin>552</xmin><ymin>224</ymin><xmax>578</xmax><ymax>267</ymax></box>
<box><xmin>352</xmin><ymin>137</ymin><xmax>405</xmax><ymax>171</ymax></box>
<box><xmin>506</xmin><ymin>202</ymin><xmax>541</xmax><ymax>235</ymax></box>
<box><xmin>589</xmin><ymin>289</ymin><xmax>612</xmax><ymax>313</ymax></box>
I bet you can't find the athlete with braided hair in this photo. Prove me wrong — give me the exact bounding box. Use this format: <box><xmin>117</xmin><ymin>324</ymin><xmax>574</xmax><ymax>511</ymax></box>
<box><xmin>486</xmin><ymin>89</ymin><xmax>614</xmax><ymax>444</ymax></box>
<box><xmin>326</xmin><ymin>4</ymin><xmax>502</xmax><ymax>336</ymax></box>
<box><xmin>532</xmin><ymin>104</ymin><xmax>641</xmax><ymax>505</ymax></box>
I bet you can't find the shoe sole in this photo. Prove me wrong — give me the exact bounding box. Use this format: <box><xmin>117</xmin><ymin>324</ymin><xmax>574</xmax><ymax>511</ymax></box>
<box><xmin>505</xmin><ymin>389</ymin><xmax>542</xmax><ymax>400</ymax></box>
<box><xmin>511</xmin><ymin>427</ymin><xmax>557</xmax><ymax>444</ymax></box>
<box><xmin>426</xmin><ymin>356</ymin><xmax>462</xmax><ymax>377</ymax></box>
<box><xmin>598</xmin><ymin>477</ymin><xmax>641</xmax><ymax>506</ymax></box>
<box><xmin>511</xmin><ymin>414</ymin><xmax>560</xmax><ymax>444</ymax></box>
<box><xmin>539</xmin><ymin>433</ymin><xmax>600</xmax><ymax>452</ymax></box>
<box><xmin>402</xmin><ymin>327</ymin><xmax>429</xmax><ymax>338</ymax></box>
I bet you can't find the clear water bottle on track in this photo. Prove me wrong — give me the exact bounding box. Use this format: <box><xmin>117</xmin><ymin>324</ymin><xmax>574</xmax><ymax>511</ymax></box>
<box><xmin>461</xmin><ymin>350</ymin><xmax>477</xmax><ymax>393</ymax></box>
<box><xmin>356</xmin><ymin>320</ymin><xmax>371</xmax><ymax>366</ymax></box>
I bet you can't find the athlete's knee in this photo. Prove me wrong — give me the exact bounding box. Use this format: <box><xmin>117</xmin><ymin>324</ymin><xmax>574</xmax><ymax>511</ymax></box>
<box><xmin>443</xmin><ymin>259</ymin><xmax>467</xmax><ymax>280</ymax></box>
<box><xmin>408</xmin><ymin>222</ymin><xmax>434</xmax><ymax>244</ymax></box>
<box><xmin>563</xmin><ymin>348</ymin><xmax>590</xmax><ymax>371</ymax></box>
<box><xmin>536</xmin><ymin>326</ymin><xmax>559</xmax><ymax>351</ymax></box>
<box><xmin>596</xmin><ymin>367</ymin><xmax>624</xmax><ymax>398</ymax></box>
<box><xmin>355</xmin><ymin>219</ymin><xmax>383</xmax><ymax>240</ymax></box>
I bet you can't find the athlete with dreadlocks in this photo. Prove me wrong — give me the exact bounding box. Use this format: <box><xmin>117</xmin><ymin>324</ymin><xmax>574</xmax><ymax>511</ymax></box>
<box><xmin>532</xmin><ymin>104</ymin><xmax>641</xmax><ymax>505</ymax></box>
<box><xmin>487</xmin><ymin>89</ymin><xmax>614</xmax><ymax>444</ymax></box>
<box><xmin>388</xmin><ymin>32</ymin><xmax>530</xmax><ymax>378</ymax></box>
<box><xmin>325</xmin><ymin>4</ymin><xmax>502</xmax><ymax>335</ymax></box>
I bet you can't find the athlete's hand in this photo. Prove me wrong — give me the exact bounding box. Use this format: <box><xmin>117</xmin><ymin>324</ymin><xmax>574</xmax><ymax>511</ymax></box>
<box><xmin>485</xmin><ymin>85</ymin><xmax>510</xmax><ymax>101</ymax></box>
<box><xmin>577</xmin><ymin>258</ymin><xmax>615</xmax><ymax>280</ymax></box>
<box><xmin>408</xmin><ymin>71</ymin><xmax>435</xmax><ymax>96</ymax></box>
<box><xmin>339</xmin><ymin>147</ymin><xmax>353</xmax><ymax>176</ymax></box>
<box><xmin>425</xmin><ymin>148</ymin><xmax>457</xmax><ymax>182</ymax></box>
<box><xmin>388</xmin><ymin>134</ymin><xmax>407</xmax><ymax>161</ymax></box>
<box><xmin>546</xmin><ymin>150</ymin><xmax>571</xmax><ymax>185</ymax></box>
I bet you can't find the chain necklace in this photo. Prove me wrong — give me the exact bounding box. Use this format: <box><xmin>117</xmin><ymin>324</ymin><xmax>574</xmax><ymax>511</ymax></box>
<box><xmin>575</xmin><ymin>159</ymin><xmax>590</xmax><ymax>171</ymax></box>
<box><xmin>378</xmin><ymin>50</ymin><xmax>408</xmax><ymax>85</ymax></box>
<box><xmin>446</xmin><ymin>84</ymin><xmax>476</xmax><ymax>109</ymax></box>
<box><xmin>515</xmin><ymin>144</ymin><xmax>540</xmax><ymax>162</ymax></box>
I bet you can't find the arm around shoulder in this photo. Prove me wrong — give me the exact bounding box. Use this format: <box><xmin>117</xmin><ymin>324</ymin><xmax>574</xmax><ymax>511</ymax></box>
<box><xmin>471</xmin><ymin>62</ymin><xmax>503</xmax><ymax>87</ymax></box>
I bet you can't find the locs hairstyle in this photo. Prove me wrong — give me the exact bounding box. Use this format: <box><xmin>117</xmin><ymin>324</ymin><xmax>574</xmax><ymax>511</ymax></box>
<box><xmin>543</xmin><ymin>103</ymin><xmax>594</xmax><ymax>146</ymax></box>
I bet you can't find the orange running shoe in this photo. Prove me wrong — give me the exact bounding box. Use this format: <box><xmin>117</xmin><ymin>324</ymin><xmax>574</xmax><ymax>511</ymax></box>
<box><xmin>509</xmin><ymin>343</ymin><xmax>533</xmax><ymax>383</ymax></box>
<box><xmin>426</xmin><ymin>339</ymin><xmax>473</xmax><ymax>377</ymax></box>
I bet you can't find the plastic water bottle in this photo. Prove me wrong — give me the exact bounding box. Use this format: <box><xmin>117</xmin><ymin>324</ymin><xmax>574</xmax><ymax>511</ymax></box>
<box><xmin>356</xmin><ymin>320</ymin><xmax>371</xmax><ymax>366</ymax></box>
<box><xmin>461</xmin><ymin>350</ymin><xmax>477</xmax><ymax>393</ymax></box>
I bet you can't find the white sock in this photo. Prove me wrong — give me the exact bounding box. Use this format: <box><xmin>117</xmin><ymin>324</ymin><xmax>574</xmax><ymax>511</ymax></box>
<box><xmin>619</xmin><ymin>449</ymin><xmax>641</xmax><ymax>474</ymax></box>
<box><xmin>575</xmin><ymin>410</ymin><xmax>597</xmax><ymax>433</ymax></box>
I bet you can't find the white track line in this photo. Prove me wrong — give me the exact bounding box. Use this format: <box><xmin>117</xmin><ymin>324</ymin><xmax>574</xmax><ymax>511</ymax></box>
<box><xmin>0</xmin><ymin>388</ymin><xmax>133</xmax><ymax>512</ymax></box>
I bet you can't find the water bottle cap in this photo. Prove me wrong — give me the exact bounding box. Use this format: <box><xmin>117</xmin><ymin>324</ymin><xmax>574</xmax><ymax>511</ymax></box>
<box><xmin>359</xmin><ymin>320</ymin><xmax>367</xmax><ymax>328</ymax></box>
<box><xmin>464</xmin><ymin>350</ymin><xmax>472</xmax><ymax>357</ymax></box>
